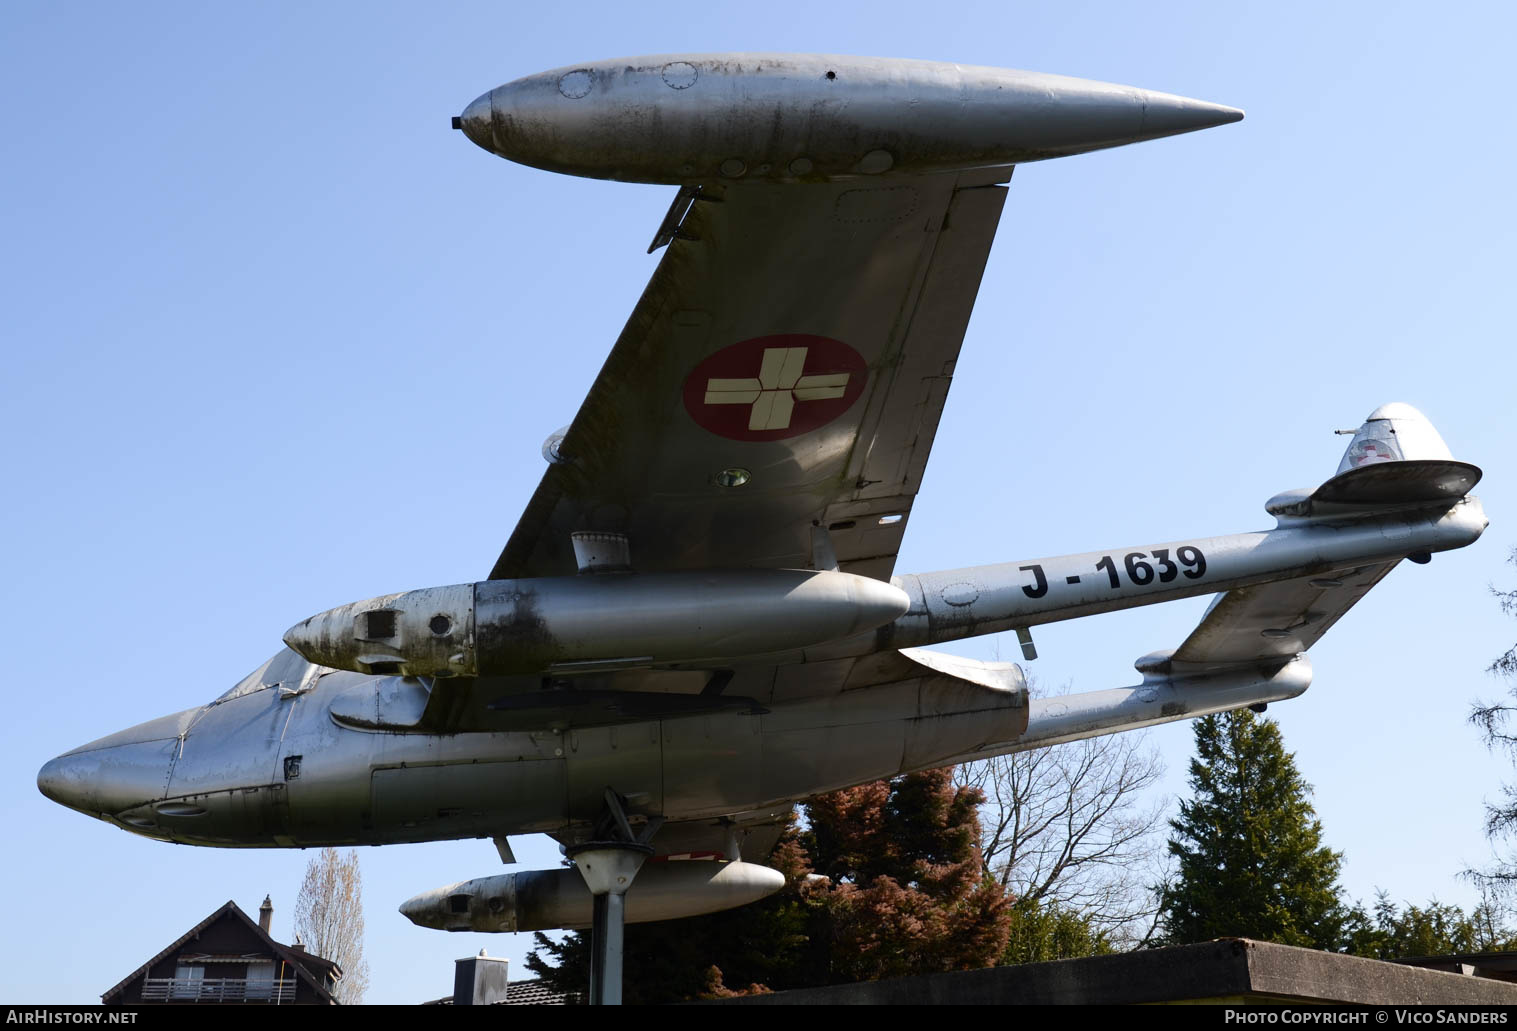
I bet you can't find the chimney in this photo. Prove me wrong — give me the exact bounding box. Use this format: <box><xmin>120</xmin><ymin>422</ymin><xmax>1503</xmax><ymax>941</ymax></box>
<box><xmin>454</xmin><ymin>949</ymin><xmax>510</xmax><ymax>1006</ymax></box>
<box><xmin>259</xmin><ymin>895</ymin><xmax>273</xmax><ymax>935</ymax></box>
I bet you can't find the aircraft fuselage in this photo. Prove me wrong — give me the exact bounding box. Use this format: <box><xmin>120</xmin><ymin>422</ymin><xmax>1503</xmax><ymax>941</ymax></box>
<box><xmin>38</xmin><ymin>483</ymin><xmax>1484</xmax><ymax>849</ymax></box>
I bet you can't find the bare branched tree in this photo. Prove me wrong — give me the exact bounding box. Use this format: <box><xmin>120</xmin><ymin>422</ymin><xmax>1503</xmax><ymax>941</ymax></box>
<box><xmin>1468</xmin><ymin>548</ymin><xmax>1517</xmax><ymax>890</ymax></box>
<box><xmin>293</xmin><ymin>847</ymin><xmax>371</xmax><ymax>1004</ymax></box>
<box><xmin>958</xmin><ymin>681</ymin><xmax>1169</xmax><ymax>948</ymax></box>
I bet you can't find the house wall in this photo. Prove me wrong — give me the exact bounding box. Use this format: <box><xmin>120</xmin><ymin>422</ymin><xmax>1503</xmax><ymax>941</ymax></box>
<box><xmin>105</xmin><ymin>911</ymin><xmax>334</xmax><ymax>1005</ymax></box>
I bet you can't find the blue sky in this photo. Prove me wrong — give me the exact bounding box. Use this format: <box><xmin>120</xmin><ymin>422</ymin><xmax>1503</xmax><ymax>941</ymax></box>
<box><xmin>4</xmin><ymin>0</ymin><xmax>1515</xmax><ymax>1004</ymax></box>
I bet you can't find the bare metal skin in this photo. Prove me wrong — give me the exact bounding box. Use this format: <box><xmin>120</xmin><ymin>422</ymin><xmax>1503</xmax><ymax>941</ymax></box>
<box><xmin>457</xmin><ymin>53</ymin><xmax>1243</xmax><ymax>183</ymax></box>
<box><xmin>281</xmin><ymin>569</ymin><xmax>911</xmax><ymax>679</ymax></box>
<box><xmin>36</xmin><ymin>407</ymin><xmax>1484</xmax><ymax>851</ymax></box>
<box><xmin>36</xmin><ymin>57</ymin><xmax>1482</xmax><ymax>932</ymax></box>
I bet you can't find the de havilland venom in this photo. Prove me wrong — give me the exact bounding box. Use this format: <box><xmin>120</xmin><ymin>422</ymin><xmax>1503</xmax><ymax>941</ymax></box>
<box><xmin>39</xmin><ymin>55</ymin><xmax>1486</xmax><ymax>947</ymax></box>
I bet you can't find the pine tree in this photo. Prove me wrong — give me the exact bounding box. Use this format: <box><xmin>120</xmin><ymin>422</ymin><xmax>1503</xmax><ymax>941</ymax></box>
<box><xmin>1160</xmin><ymin>709</ymin><xmax>1352</xmax><ymax>949</ymax></box>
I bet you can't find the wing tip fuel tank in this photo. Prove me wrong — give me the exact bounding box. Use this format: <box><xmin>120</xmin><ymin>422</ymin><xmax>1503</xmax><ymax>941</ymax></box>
<box><xmin>456</xmin><ymin>53</ymin><xmax>1242</xmax><ymax>184</ymax></box>
<box><xmin>400</xmin><ymin>861</ymin><xmax>787</xmax><ymax>932</ymax></box>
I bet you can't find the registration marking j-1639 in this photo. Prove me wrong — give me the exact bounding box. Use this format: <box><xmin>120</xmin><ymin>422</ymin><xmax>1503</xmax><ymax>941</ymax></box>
<box><xmin>1018</xmin><ymin>546</ymin><xmax>1209</xmax><ymax>598</ymax></box>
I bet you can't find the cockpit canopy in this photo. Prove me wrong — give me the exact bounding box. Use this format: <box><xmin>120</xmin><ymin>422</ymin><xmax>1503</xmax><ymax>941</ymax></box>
<box><xmin>214</xmin><ymin>648</ymin><xmax>331</xmax><ymax>705</ymax></box>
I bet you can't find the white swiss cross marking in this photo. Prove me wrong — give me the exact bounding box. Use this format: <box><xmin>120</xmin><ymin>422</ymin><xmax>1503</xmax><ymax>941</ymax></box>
<box><xmin>702</xmin><ymin>347</ymin><xmax>851</xmax><ymax>432</ymax></box>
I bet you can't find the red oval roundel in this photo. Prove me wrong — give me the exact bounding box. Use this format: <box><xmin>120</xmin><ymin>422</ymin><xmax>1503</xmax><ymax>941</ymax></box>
<box><xmin>682</xmin><ymin>334</ymin><xmax>867</xmax><ymax>442</ymax></box>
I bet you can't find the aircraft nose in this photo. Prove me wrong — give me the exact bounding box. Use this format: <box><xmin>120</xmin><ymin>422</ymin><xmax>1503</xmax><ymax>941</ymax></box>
<box><xmin>36</xmin><ymin>754</ymin><xmax>75</xmax><ymax>807</ymax></box>
<box><xmin>36</xmin><ymin>745</ymin><xmax>168</xmax><ymax>816</ymax></box>
<box><xmin>455</xmin><ymin>91</ymin><xmax>495</xmax><ymax>152</ymax></box>
<box><xmin>37</xmin><ymin>708</ymin><xmax>197</xmax><ymax>816</ymax></box>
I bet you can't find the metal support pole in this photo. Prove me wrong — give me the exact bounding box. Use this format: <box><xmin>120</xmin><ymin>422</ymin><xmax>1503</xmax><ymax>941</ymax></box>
<box><xmin>589</xmin><ymin>892</ymin><xmax>627</xmax><ymax>1004</ymax></box>
<box><xmin>567</xmin><ymin>840</ymin><xmax>652</xmax><ymax>1006</ymax></box>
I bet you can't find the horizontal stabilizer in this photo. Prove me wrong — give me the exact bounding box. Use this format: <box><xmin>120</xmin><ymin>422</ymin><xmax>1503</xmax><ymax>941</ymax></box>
<box><xmin>1268</xmin><ymin>460</ymin><xmax>1481</xmax><ymax>520</ymax></box>
<box><xmin>1312</xmin><ymin>459</ymin><xmax>1481</xmax><ymax>506</ymax></box>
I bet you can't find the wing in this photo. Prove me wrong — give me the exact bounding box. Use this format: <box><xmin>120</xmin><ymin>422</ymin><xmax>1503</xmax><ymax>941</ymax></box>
<box><xmin>1168</xmin><ymin>561</ymin><xmax>1400</xmax><ymax>671</ymax></box>
<box><xmin>491</xmin><ymin>169</ymin><xmax>1011</xmax><ymax>582</ymax></box>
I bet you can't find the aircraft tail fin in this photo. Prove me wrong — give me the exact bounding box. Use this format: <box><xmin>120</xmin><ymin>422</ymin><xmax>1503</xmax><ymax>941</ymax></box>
<box><xmin>1266</xmin><ymin>402</ymin><xmax>1481</xmax><ymax>522</ymax></box>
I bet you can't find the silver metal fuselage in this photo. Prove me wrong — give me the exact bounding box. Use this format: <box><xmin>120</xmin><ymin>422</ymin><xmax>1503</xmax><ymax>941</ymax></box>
<box><xmin>37</xmin><ymin>493</ymin><xmax>1486</xmax><ymax>849</ymax></box>
<box><xmin>36</xmin><ymin>639</ymin><xmax>1030</xmax><ymax>848</ymax></box>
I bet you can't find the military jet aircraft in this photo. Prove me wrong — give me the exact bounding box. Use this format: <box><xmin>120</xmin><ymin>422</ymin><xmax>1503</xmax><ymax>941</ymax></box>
<box><xmin>38</xmin><ymin>54</ymin><xmax>1486</xmax><ymax>945</ymax></box>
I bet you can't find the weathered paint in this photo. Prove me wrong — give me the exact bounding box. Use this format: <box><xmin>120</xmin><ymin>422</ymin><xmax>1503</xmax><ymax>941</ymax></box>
<box><xmin>283</xmin><ymin>569</ymin><xmax>911</xmax><ymax>678</ymax></box>
<box><xmin>399</xmin><ymin>860</ymin><xmax>787</xmax><ymax>932</ymax></box>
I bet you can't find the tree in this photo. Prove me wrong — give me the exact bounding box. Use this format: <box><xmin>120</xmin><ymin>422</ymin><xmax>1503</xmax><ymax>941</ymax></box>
<box><xmin>1346</xmin><ymin>892</ymin><xmax>1488</xmax><ymax>960</ymax></box>
<box><xmin>526</xmin><ymin>766</ymin><xmax>1009</xmax><ymax>1001</ymax></box>
<box><xmin>293</xmin><ymin>847</ymin><xmax>370</xmax><ymax>1004</ymax></box>
<box><xmin>1001</xmin><ymin>897</ymin><xmax>1115</xmax><ymax>964</ymax></box>
<box><xmin>1469</xmin><ymin>547</ymin><xmax>1517</xmax><ymax>890</ymax></box>
<box><xmin>1160</xmin><ymin>709</ymin><xmax>1354</xmax><ymax>949</ymax></box>
<box><xmin>805</xmin><ymin>767</ymin><xmax>1010</xmax><ymax>983</ymax></box>
<box><xmin>957</xmin><ymin>695</ymin><xmax>1168</xmax><ymax>955</ymax></box>
<box><xmin>1468</xmin><ymin>880</ymin><xmax>1517</xmax><ymax>951</ymax></box>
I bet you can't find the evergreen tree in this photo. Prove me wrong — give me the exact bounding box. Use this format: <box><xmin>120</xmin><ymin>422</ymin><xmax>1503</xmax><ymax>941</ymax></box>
<box><xmin>805</xmin><ymin>767</ymin><xmax>1010</xmax><ymax>984</ymax></box>
<box><xmin>1346</xmin><ymin>891</ymin><xmax>1489</xmax><ymax>960</ymax></box>
<box><xmin>1002</xmin><ymin>897</ymin><xmax>1114</xmax><ymax>964</ymax></box>
<box><xmin>1160</xmin><ymin>709</ymin><xmax>1353</xmax><ymax>949</ymax></box>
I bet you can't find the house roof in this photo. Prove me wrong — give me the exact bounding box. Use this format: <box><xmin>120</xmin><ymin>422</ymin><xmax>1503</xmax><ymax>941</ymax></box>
<box><xmin>421</xmin><ymin>979</ymin><xmax>571</xmax><ymax>1006</ymax></box>
<box><xmin>101</xmin><ymin>900</ymin><xmax>343</xmax><ymax>1004</ymax></box>
<box><xmin>504</xmin><ymin>979</ymin><xmax>571</xmax><ymax>1005</ymax></box>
